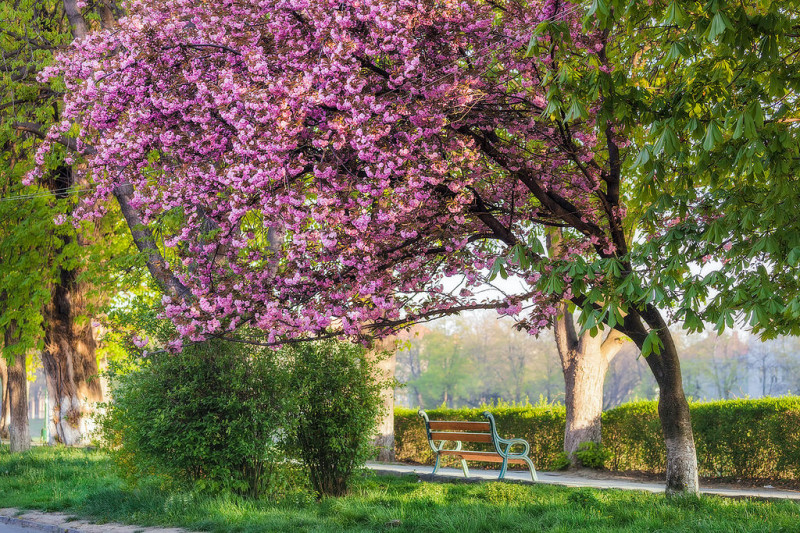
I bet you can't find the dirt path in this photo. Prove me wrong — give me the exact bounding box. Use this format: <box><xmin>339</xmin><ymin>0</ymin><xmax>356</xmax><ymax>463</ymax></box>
<box><xmin>0</xmin><ymin>509</ymin><xmax>197</xmax><ymax>533</ymax></box>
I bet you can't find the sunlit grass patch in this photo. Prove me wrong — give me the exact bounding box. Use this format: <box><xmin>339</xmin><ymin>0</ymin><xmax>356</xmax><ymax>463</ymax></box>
<box><xmin>0</xmin><ymin>447</ymin><xmax>798</xmax><ymax>532</ymax></box>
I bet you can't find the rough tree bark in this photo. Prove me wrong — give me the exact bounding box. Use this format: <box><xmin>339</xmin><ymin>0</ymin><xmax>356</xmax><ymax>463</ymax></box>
<box><xmin>554</xmin><ymin>303</ymin><xmax>626</xmax><ymax>464</ymax></box>
<box><xmin>4</xmin><ymin>322</ymin><xmax>30</xmax><ymax>453</ymax></box>
<box><xmin>41</xmin><ymin>166</ymin><xmax>104</xmax><ymax>445</ymax></box>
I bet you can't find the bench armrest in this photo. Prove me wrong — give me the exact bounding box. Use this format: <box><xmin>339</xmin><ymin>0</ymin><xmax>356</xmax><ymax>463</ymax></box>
<box><xmin>497</xmin><ymin>436</ymin><xmax>530</xmax><ymax>457</ymax></box>
<box><xmin>482</xmin><ymin>411</ymin><xmax>532</xmax><ymax>458</ymax></box>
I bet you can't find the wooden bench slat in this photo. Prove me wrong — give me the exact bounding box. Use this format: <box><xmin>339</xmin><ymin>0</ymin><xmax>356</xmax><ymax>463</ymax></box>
<box><xmin>440</xmin><ymin>450</ymin><xmax>529</xmax><ymax>464</ymax></box>
<box><xmin>428</xmin><ymin>420</ymin><xmax>491</xmax><ymax>431</ymax></box>
<box><xmin>430</xmin><ymin>431</ymin><xmax>494</xmax><ymax>443</ymax></box>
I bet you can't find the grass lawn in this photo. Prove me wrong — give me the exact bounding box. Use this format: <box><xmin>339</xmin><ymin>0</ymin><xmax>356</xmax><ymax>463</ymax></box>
<box><xmin>0</xmin><ymin>446</ymin><xmax>798</xmax><ymax>532</ymax></box>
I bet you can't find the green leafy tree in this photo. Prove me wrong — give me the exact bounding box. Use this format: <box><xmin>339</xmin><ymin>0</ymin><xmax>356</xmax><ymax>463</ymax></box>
<box><xmin>0</xmin><ymin>0</ymin><xmax>134</xmax><ymax>446</ymax></box>
<box><xmin>620</xmin><ymin>0</ymin><xmax>800</xmax><ymax>338</ymax></box>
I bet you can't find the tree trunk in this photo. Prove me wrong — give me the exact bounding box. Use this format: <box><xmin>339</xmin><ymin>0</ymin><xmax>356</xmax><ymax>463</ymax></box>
<box><xmin>42</xmin><ymin>166</ymin><xmax>104</xmax><ymax>446</ymax></box>
<box><xmin>0</xmin><ymin>357</ymin><xmax>9</xmax><ymax>439</ymax></box>
<box><xmin>5</xmin><ymin>322</ymin><xmax>30</xmax><ymax>453</ymax></box>
<box><xmin>620</xmin><ymin>306</ymin><xmax>699</xmax><ymax>495</ymax></box>
<box><xmin>369</xmin><ymin>337</ymin><xmax>397</xmax><ymax>462</ymax></box>
<box><xmin>554</xmin><ymin>303</ymin><xmax>626</xmax><ymax>464</ymax></box>
<box><xmin>8</xmin><ymin>355</ymin><xmax>30</xmax><ymax>452</ymax></box>
<box><xmin>42</xmin><ymin>279</ymin><xmax>103</xmax><ymax>445</ymax></box>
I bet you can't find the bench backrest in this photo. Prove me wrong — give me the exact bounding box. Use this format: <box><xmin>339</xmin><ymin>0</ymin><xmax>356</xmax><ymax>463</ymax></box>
<box><xmin>427</xmin><ymin>420</ymin><xmax>493</xmax><ymax>443</ymax></box>
<box><xmin>419</xmin><ymin>410</ymin><xmax>502</xmax><ymax>448</ymax></box>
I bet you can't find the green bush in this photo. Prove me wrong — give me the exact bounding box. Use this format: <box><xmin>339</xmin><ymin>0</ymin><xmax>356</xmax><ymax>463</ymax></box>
<box><xmin>97</xmin><ymin>340</ymin><xmax>298</xmax><ymax>498</ymax></box>
<box><xmin>395</xmin><ymin>396</ymin><xmax>800</xmax><ymax>482</ymax></box>
<box><xmin>287</xmin><ymin>341</ymin><xmax>387</xmax><ymax>497</ymax></box>
<box><xmin>574</xmin><ymin>442</ymin><xmax>611</xmax><ymax>469</ymax></box>
<box><xmin>551</xmin><ymin>452</ymin><xmax>572</xmax><ymax>471</ymax></box>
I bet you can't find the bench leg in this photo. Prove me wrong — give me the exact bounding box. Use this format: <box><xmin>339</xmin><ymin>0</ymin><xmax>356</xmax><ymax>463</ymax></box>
<box><xmin>498</xmin><ymin>457</ymin><xmax>508</xmax><ymax>480</ymax></box>
<box><xmin>460</xmin><ymin>459</ymin><xmax>470</xmax><ymax>478</ymax></box>
<box><xmin>432</xmin><ymin>454</ymin><xmax>441</xmax><ymax>476</ymax></box>
<box><xmin>523</xmin><ymin>457</ymin><xmax>538</xmax><ymax>482</ymax></box>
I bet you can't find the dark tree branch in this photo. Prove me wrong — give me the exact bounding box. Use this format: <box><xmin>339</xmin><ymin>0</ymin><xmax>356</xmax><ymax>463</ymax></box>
<box><xmin>63</xmin><ymin>0</ymin><xmax>88</xmax><ymax>40</ymax></box>
<box><xmin>16</xmin><ymin>123</ymin><xmax>191</xmax><ymax>300</ymax></box>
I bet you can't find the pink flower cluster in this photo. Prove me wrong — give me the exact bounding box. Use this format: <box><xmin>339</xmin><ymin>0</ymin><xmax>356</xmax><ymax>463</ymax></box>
<box><xmin>34</xmin><ymin>0</ymin><xmax>624</xmax><ymax>342</ymax></box>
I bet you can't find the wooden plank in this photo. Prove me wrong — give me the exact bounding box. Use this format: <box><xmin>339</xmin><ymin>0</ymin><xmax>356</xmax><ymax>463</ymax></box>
<box><xmin>428</xmin><ymin>420</ymin><xmax>491</xmax><ymax>431</ymax></box>
<box><xmin>440</xmin><ymin>450</ymin><xmax>528</xmax><ymax>464</ymax></box>
<box><xmin>430</xmin><ymin>431</ymin><xmax>493</xmax><ymax>443</ymax></box>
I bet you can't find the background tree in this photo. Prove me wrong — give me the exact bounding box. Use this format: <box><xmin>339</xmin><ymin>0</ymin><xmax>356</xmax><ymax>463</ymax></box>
<box><xmin>395</xmin><ymin>313</ymin><xmax>565</xmax><ymax>409</ymax></box>
<box><xmin>0</xmin><ymin>0</ymin><xmax>134</xmax><ymax>445</ymax></box>
<box><xmin>603</xmin><ymin>344</ymin><xmax>657</xmax><ymax>409</ymax></box>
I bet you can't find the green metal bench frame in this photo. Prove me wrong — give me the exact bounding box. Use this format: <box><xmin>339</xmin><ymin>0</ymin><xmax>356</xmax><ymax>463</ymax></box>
<box><xmin>419</xmin><ymin>409</ymin><xmax>538</xmax><ymax>482</ymax></box>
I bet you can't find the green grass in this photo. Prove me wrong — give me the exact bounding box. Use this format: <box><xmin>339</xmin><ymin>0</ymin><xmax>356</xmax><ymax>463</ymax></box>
<box><xmin>0</xmin><ymin>446</ymin><xmax>798</xmax><ymax>532</ymax></box>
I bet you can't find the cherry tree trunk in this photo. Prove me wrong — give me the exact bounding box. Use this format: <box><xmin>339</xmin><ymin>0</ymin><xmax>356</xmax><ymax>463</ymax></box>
<box><xmin>0</xmin><ymin>358</ymin><xmax>9</xmax><ymax>439</ymax></box>
<box><xmin>368</xmin><ymin>337</ymin><xmax>397</xmax><ymax>462</ymax></box>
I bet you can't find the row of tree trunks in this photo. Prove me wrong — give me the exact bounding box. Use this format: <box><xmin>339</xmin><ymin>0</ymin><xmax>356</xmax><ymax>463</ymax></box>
<box><xmin>549</xmin><ymin>229</ymin><xmax>698</xmax><ymax>493</ymax></box>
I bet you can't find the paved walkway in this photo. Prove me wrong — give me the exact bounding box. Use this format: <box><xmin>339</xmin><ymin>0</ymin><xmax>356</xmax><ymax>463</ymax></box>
<box><xmin>367</xmin><ymin>462</ymin><xmax>800</xmax><ymax>501</ymax></box>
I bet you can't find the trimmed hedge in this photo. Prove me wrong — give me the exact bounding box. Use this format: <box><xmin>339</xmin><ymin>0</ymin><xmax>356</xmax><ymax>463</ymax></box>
<box><xmin>395</xmin><ymin>397</ymin><xmax>800</xmax><ymax>482</ymax></box>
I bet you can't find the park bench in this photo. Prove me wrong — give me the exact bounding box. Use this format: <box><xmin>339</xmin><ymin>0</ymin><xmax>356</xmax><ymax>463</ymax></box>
<box><xmin>418</xmin><ymin>410</ymin><xmax>538</xmax><ymax>482</ymax></box>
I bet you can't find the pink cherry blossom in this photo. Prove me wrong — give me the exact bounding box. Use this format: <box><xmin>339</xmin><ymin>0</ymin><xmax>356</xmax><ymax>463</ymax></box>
<box><xmin>34</xmin><ymin>0</ymin><xmax>622</xmax><ymax>342</ymax></box>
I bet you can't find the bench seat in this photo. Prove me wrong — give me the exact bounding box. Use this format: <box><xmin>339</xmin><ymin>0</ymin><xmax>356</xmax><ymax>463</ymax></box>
<box><xmin>438</xmin><ymin>450</ymin><xmax>531</xmax><ymax>464</ymax></box>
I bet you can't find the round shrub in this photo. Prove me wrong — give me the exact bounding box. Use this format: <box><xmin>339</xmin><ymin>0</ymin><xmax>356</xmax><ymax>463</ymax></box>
<box><xmin>97</xmin><ymin>340</ymin><xmax>298</xmax><ymax>498</ymax></box>
<box><xmin>287</xmin><ymin>341</ymin><xmax>388</xmax><ymax>497</ymax></box>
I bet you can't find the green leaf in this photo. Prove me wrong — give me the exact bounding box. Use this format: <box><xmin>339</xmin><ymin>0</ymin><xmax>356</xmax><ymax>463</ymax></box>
<box><xmin>632</xmin><ymin>146</ymin><xmax>651</xmax><ymax>168</ymax></box>
<box><xmin>655</xmin><ymin>126</ymin><xmax>680</xmax><ymax>155</ymax></box>
<box><xmin>587</xmin><ymin>0</ymin><xmax>609</xmax><ymax>18</ymax></box>
<box><xmin>788</xmin><ymin>247</ymin><xmax>800</xmax><ymax>267</ymax></box>
<box><xmin>707</xmin><ymin>12</ymin><xmax>731</xmax><ymax>41</ymax></box>
<box><xmin>565</xmin><ymin>99</ymin><xmax>587</xmax><ymax>122</ymax></box>
<box><xmin>703</xmin><ymin>120</ymin><xmax>723</xmax><ymax>151</ymax></box>
<box><xmin>529</xmin><ymin>237</ymin><xmax>545</xmax><ymax>256</ymax></box>
<box><xmin>488</xmin><ymin>257</ymin><xmax>506</xmax><ymax>281</ymax></box>
<box><xmin>750</xmin><ymin>101</ymin><xmax>764</xmax><ymax>128</ymax></box>
<box><xmin>641</xmin><ymin>330</ymin><xmax>663</xmax><ymax>357</ymax></box>
<box><xmin>525</xmin><ymin>22</ymin><xmax>550</xmax><ymax>57</ymax></box>
<box><xmin>664</xmin><ymin>2</ymin><xmax>687</xmax><ymax>26</ymax></box>
<box><xmin>732</xmin><ymin>114</ymin><xmax>744</xmax><ymax>139</ymax></box>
